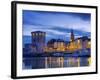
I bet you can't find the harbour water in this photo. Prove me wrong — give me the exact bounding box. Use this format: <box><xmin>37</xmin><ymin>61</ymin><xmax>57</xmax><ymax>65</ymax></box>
<box><xmin>23</xmin><ymin>56</ymin><xmax>90</xmax><ymax>69</ymax></box>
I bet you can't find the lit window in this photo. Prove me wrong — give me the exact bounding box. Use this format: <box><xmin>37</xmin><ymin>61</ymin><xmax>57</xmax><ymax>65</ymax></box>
<box><xmin>78</xmin><ymin>40</ymin><xmax>80</xmax><ymax>43</ymax></box>
<box><xmin>61</xmin><ymin>42</ymin><xmax>63</xmax><ymax>46</ymax></box>
<box><xmin>88</xmin><ymin>41</ymin><xmax>91</xmax><ymax>45</ymax></box>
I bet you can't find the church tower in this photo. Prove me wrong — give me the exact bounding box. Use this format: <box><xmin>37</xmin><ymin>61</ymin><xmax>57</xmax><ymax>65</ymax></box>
<box><xmin>70</xmin><ymin>29</ymin><xmax>74</xmax><ymax>41</ymax></box>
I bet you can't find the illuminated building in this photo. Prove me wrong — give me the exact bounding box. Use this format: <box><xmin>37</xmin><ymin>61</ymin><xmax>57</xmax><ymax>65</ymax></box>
<box><xmin>31</xmin><ymin>31</ymin><xmax>46</xmax><ymax>53</ymax></box>
<box><xmin>46</xmin><ymin>39</ymin><xmax>56</xmax><ymax>52</ymax></box>
<box><xmin>54</xmin><ymin>39</ymin><xmax>65</xmax><ymax>52</ymax></box>
<box><xmin>66</xmin><ymin>29</ymin><xmax>91</xmax><ymax>52</ymax></box>
<box><xmin>66</xmin><ymin>30</ymin><xmax>76</xmax><ymax>52</ymax></box>
<box><xmin>67</xmin><ymin>41</ymin><xmax>76</xmax><ymax>52</ymax></box>
<box><xmin>67</xmin><ymin>36</ymin><xmax>91</xmax><ymax>52</ymax></box>
<box><xmin>47</xmin><ymin>39</ymin><xmax>65</xmax><ymax>52</ymax></box>
<box><xmin>29</xmin><ymin>29</ymin><xmax>91</xmax><ymax>53</ymax></box>
<box><xmin>87</xmin><ymin>39</ymin><xmax>91</xmax><ymax>48</ymax></box>
<box><xmin>75</xmin><ymin>36</ymin><xmax>91</xmax><ymax>49</ymax></box>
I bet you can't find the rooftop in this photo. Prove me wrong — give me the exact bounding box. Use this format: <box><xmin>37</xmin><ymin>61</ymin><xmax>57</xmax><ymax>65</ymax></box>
<box><xmin>31</xmin><ymin>31</ymin><xmax>46</xmax><ymax>33</ymax></box>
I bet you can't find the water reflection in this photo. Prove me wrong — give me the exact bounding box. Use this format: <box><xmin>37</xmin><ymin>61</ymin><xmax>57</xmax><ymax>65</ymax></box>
<box><xmin>23</xmin><ymin>57</ymin><xmax>90</xmax><ymax>69</ymax></box>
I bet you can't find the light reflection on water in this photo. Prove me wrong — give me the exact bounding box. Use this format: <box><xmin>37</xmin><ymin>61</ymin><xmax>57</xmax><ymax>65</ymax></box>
<box><xmin>23</xmin><ymin>57</ymin><xmax>90</xmax><ymax>69</ymax></box>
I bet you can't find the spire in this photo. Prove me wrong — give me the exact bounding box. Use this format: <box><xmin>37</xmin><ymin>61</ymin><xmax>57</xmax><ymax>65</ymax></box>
<box><xmin>70</xmin><ymin>29</ymin><xmax>74</xmax><ymax>41</ymax></box>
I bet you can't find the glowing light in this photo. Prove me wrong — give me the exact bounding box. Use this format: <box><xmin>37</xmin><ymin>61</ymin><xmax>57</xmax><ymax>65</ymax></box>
<box><xmin>88</xmin><ymin>57</ymin><xmax>91</xmax><ymax>66</ymax></box>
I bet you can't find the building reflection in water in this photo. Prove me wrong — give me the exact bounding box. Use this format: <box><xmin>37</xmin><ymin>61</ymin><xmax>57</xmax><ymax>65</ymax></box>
<box><xmin>23</xmin><ymin>57</ymin><xmax>90</xmax><ymax>69</ymax></box>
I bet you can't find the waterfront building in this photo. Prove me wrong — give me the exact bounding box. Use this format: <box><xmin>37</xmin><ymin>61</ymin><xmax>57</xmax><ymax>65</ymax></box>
<box><xmin>54</xmin><ymin>39</ymin><xmax>65</xmax><ymax>52</ymax></box>
<box><xmin>66</xmin><ymin>30</ymin><xmax>91</xmax><ymax>52</ymax></box>
<box><xmin>27</xmin><ymin>30</ymin><xmax>91</xmax><ymax>54</ymax></box>
<box><xmin>46</xmin><ymin>39</ymin><xmax>56</xmax><ymax>52</ymax></box>
<box><xmin>75</xmin><ymin>36</ymin><xmax>91</xmax><ymax>49</ymax></box>
<box><xmin>31</xmin><ymin>31</ymin><xmax>46</xmax><ymax>53</ymax></box>
<box><xmin>67</xmin><ymin>41</ymin><xmax>76</xmax><ymax>52</ymax></box>
<box><xmin>47</xmin><ymin>39</ymin><xmax>56</xmax><ymax>48</ymax></box>
<box><xmin>46</xmin><ymin>39</ymin><xmax>65</xmax><ymax>52</ymax></box>
<box><xmin>67</xmin><ymin>36</ymin><xmax>91</xmax><ymax>52</ymax></box>
<box><xmin>87</xmin><ymin>39</ymin><xmax>91</xmax><ymax>48</ymax></box>
<box><xmin>66</xmin><ymin>30</ymin><xmax>76</xmax><ymax>52</ymax></box>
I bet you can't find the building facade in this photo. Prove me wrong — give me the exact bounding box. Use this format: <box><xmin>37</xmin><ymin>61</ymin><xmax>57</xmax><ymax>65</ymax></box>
<box><xmin>31</xmin><ymin>31</ymin><xmax>46</xmax><ymax>53</ymax></box>
<box><xmin>66</xmin><ymin>30</ymin><xmax>91</xmax><ymax>53</ymax></box>
<box><xmin>67</xmin><ymin>36</ymin><xmax>91</xmax><ymax>52</ymax></box>
<box><xmin>46</xmin><ymin>39</ymin><xmax>65</xmax><ymax>52</ymax></box>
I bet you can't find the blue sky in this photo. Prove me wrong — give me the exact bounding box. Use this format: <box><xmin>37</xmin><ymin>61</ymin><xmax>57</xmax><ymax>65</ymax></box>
<box><xmin>23</xmin><ymin>10</ymin><xmax>91</xmax><ymax>42</ymax></box>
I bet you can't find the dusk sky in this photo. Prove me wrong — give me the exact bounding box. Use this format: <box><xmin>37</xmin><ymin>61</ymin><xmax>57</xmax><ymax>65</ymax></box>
<box><xmin>23</xmin><ymin>10</ymin><xmax>91</xmax><ymax>42</ymax></box>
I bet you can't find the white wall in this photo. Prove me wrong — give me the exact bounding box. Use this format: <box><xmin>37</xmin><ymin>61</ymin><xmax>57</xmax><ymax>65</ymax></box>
<box><xmin>0</xmin><ymin>0</ymin><xmax>99</xmax><ymax>80</ymax></box>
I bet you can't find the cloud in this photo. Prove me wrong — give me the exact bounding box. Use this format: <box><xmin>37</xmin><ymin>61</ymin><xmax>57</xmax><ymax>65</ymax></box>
<box><xmin>23</xmin><ymin>10</ymin><xmax>91</xmax><ymax>42</ymax></box>
<box><xmin>23</xmin><ymin>25</ymin><xmax>69</xmax><ymax>36</ymax></box>
<box><xmin>23</xmin><ymin>10</ymin><xmax>91</xmax><ymax>33</ymax></box>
